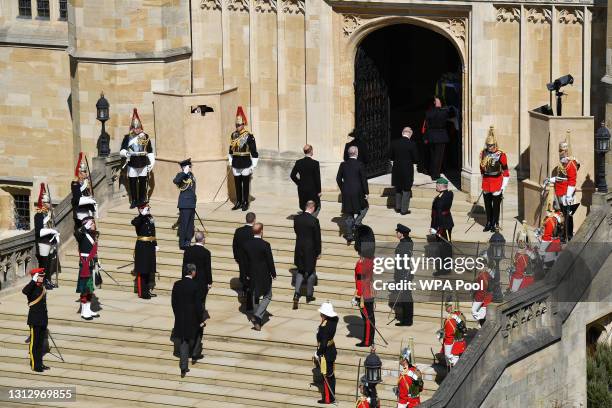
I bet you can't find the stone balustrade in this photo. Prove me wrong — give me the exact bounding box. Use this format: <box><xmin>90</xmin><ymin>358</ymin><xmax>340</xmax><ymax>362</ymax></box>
<box><xmin>0</xmin><ymin>153</ymin><xmax>124</xmax><ymax>292</ymax></box>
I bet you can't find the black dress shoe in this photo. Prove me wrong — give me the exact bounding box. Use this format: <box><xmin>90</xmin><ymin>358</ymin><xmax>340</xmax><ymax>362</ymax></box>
<box><xmin>231</xmin><ymin>202</ymin><xmax>241</xmax><ymax>211</ymax></box>
<box><xmin>400</xmin><ymin>210</ymin><xmax>411</xmax><ymax>215</ymax></box>
<box><xmin>42</xmin><ymin>365</ymin><xmax>50</xmax><ymax>370</ymax></box>
<box><xmin>395</xmin><ymin>322</ymin><xmax>413</xmax><ymax>327</ymax></box>
<box><xmin>192</xmin><ymin>354</ymin><xmax>204</xmax><ymax>364</ymax></box>
<box><xmin>355</xmin><ymin>341</ymin><xmax>369</xmax><ymax>347</ymax></box>
<box><xmin>306</xmin><ymin>296</ymin><xmax>316</xmax><ymax>304</ymax></box>
<box><xmin>317</xmin><ymin>399</ymin><xmax>336</xmax><ymax>404</ymax></box>
<box><xmin>181</xmin><ymin>370</ymin><xmax>186</xmax><ymax>378</ymax></box>
<box><xmin>130</xmin><ymin>201</ymin><xmax>137</xmax><ymax>209</ymax></box>
<box><xmin>292</xmin><ymin>294</ymin><xmax>299</xmax><ymax>310</ymax></box>
<box><xmin>241</xmin><ymin>201</ymin><xmax>249</xmax><ymax>211</ymax></box>
<box><xmin>149</xmin><ymin>292</ymin><xmax>157</xmax><ymax>298</ymax></box>
<box><xmin>483</xmin><ymin>223</ymin><xmax>491</xmax><ymax>232</ymax></box>
<box><xmin>33</xmin><ymin>367</ymin><xmax>44</xmax><ymax>373</ymax></box>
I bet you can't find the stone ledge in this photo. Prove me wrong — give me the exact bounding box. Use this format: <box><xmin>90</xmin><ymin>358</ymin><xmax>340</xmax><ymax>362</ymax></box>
<box><xmin>66</xmin><ymin>46</ymin><xmax>192</xmax><ymax>63</ymax></box>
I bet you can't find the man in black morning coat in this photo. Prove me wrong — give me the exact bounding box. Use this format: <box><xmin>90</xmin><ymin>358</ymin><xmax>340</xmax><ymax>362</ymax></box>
<box><xmin>182</xmin><ymin>231</ymin><xmax>213</xmax><ymax>315</ymax></box>
<box><xmin>290</xmin><ymin>144</ymin><xmax>322</xmax><ymax>216</ymax></box>
<box><xmin>173</xmin><ymin>158</ymin><xmax>197</xmax><ymax>250</ymax></box>
<box><xmin>390</xmin><ymin>127</ymin><xmax>419</xmax><ymax>215</ymax></box>
<box><xmin>336</xmin><ymin>145</ymin><xmax>369</xmax><ymax>243</ymax></box>
<box><xmin>423</xmin><ymin>96</ymin><xmax>454</xmax><ymax>180</ymax></box>
<box><xmin>243</xmin><ymin>223</ymin><xmax>276</xmax><ymax>331</ymax></box>
<box><xmin>232</xmin><ymin>212</ymin><xmax>256</xmax><ymax>309</ymax></box>
<box><xmin>171</xmin><ymin>264</ymin><xmax>204</xmax><ymax>377</ymax></box>
<box><xmin>292</xmin><ymin>200</ymin><xmax>322</xmax><ymax>310</ymax></box>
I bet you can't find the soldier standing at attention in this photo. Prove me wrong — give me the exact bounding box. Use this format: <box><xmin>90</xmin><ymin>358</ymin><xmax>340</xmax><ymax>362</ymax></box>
<box><xmin>23</xmin><ymin>268</ymin><xmax>49</xmax><ymax>372</ymax></box>
<box><xmin>430</xmin><ymin>178</ymin><xmax>454</xmax><ymax>276</ymax></box>
<box><xmin>131</xmin><ymin>203</ymin><xmax>158</xmax><ymax>299</ymax></box>
<box><xmin>120</xmin><ymin>108</ymin><xmax>155</xmax><ymax>208</ymax></box>
<box><xmin>173</xmin><ymin>158</ymin><xmax>197</xmax><ymax>250</ymax></box>
<box><xmin>315</xmin><ymin>301</ymin><xmax>338</xmax><ymax>405</ymax></box>
<box><xmin>479</xmin><ymin>126</ymin><xmax>509</xmax><ymax>232</ymax></box>
<box><xmin>229</xmin><ymin>106</ymin><xmax>259</xmax><ymax>211</ymax></box>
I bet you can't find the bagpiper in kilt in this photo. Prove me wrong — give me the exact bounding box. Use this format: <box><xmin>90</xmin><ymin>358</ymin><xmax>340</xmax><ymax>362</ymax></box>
<box><xmin>75</xmin><ymin>216</ymin><xmax>100</xmax><ymax>321</ymax></box>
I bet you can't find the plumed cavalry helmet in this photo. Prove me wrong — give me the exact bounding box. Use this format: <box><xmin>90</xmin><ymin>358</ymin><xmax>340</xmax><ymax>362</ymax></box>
<box><xmin>400</xmin><ymin>347</ymin><xmax>411</xmax><ymax>363</ymax></box>
<box><xmin>37</xmin><ymin>183</ymin><xmax>50</xmax><ymax>210</ymax></box>
<box><xmin>485</xmin><ymin>125</ymin><xmax>497</xmax><ymax>147</ymax></box>
<box><xmin>235</xmin><ymin>106</ymin><xmax>248</xmax><ymax>127</ymax></box>
<box><xmin>74</xmin><ymin>152</ymin><xmax>87</xmax><ymax>177</ymax></box>
<box><xmin>129</xmin><ymin>108</ymin><xmax>144</xmax><ymax>134</ymax></box>
<box><xmin>559</xmin><ymin>130</ymin><xmax>571</xmax><ymax>159</ymax></box>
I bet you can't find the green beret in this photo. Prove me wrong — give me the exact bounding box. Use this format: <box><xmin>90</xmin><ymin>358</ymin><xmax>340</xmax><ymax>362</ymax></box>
<box><xmin>436</xmin><ymin>177</ymin><xmax>449</xmax><ymax>185</ymax></box>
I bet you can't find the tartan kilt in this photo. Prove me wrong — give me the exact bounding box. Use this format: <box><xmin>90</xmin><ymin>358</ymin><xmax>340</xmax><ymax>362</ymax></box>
<box><xmin>75</xmin><ymin>276</ymin><xmax>94</xmax><ymax>293</ymax></box>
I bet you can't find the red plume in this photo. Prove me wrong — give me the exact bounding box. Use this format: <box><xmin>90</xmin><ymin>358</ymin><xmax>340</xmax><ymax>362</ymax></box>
<box><xmin>130</xmin><ymin>108</ymin><xmax>143</xmax><ymax>133</ymax></box>
<box><xmin>235</xmin><ymin>106</ymin><xmax>247</xmax><ymax>126</ymax></box>
<box><xmin>37</xmin><ymin>183</ymin><xmax>46</xmax><ymax>209</ymax></box>
<box><xmin>74</xmin><ymin>152</ymin><xmax>83</xmax><ymax>177</ymax></box>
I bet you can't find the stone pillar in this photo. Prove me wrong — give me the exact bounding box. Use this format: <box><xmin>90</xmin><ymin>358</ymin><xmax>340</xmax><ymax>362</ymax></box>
<box><xmin>193</xmin><ymin>0</ymin><xmax>224</xmax><ymax>92</ymax></box>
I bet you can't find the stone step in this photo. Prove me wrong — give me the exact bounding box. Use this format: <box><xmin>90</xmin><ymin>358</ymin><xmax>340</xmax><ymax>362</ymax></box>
<box><xmin>0</xmin><ymin>375</ymin><xmax>240</xmax><ymax>408</ymax></box>
<box><xmin>320</xmin><ymin>192</ymin><xmax>473</xmax><ymax>212</ymax></box>
<box><xmin>0</xmin><ymin>361</ymin><xmax>330</xmax><ymax>408</ymax></box>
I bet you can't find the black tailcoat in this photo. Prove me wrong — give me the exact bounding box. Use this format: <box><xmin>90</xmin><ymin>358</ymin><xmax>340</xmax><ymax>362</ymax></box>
<box><xmin>182</xmin><ymin>244</ymin><xmax>213</xmax><ymax>290</ymax></box>
<box><xmin>171</xmin><ymin>276</ymin><xmax>202</xmax><ymax>340</ymax></box>
<box><xmin>336</xmin><ymin>159</ymin><xmax>369</xmax><ymax>215</ymax></box>
<box><xmin>390</xmin><ymin>137</ymin><xmax>419</xmax><ymax>191</ymax></box>
<box><xmin>293</xmin><ymin>212</ymin><xmax>321</xmax><ymax>275</ymax></box>
<box><xmin>243</xmin><ymin>237</ymin><xmax>276</xmax><ymax>299</ymax></box>
<box><xmin>232</xmin><ymin>225</ymin><xmax>254</xmax><ymax>283</ymax></box>
<box><xmin>290</xmin><ymin>157</ymin><xmax>321</xmax><ymax>210</ymax></box>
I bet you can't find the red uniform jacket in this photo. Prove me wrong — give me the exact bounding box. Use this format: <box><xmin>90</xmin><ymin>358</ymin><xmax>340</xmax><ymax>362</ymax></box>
<box><xmin>554</xmin><ymin>160</ymin><xmax>578</xmax><ymax>197</ymax></box>
<box><xmin>480</xmin><ymin>149</ymin><xmax>509</xmax><ymax>192</ymax></box>
<box><xmin>356</xmin><ymin>397</ymin><xmax>370</xmax><ymax>408</ymax></box>
<box><xmin>444</xmin><ymin>311</ymin><xmax>466</xmax><ymax>354</ymax></box>
<box><xmin>542</xmin><ymin>216</ymin><xmax>558</xmax><ymax>242</ymax></box>
<box><xmin>509</xmin><ymin>252</ymin><xmax>534</xmax><ymax>290</ymax></box>
<box><xmin>398</xmin><ymin>366</ymin><xmax>422</xmax><ymax>406</ymax></box>
<box><xmin>355</xmin><ymin>257</ymin><xmax>374</xmax><ymax>299</ymax></box>
<box><xmin>473</xmin><ymin>271</ymin><xmax>493</xmax><ymax>305</ymax></box>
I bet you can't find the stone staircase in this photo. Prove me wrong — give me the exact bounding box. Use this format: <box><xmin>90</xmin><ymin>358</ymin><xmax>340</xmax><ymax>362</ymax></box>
<box><xmin>0</xmin><ymin>184</ymin><xmax>491</xmax><ymax>407</ymax></box>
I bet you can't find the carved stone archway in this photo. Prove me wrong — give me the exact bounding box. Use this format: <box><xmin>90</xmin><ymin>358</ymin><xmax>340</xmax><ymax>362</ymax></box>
<box><xmin>337</xmin><ymin>13</ymin><xmax>472</xmax><ymax>187</ymax></box>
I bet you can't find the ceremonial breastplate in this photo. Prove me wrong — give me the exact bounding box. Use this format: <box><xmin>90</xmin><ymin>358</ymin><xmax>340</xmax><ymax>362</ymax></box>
<box><xmin>128</xmin><ymin>135</ymin><xmax>146</xmax><ymax>153</ymax></box>
<box><xmin>230</xmin><ymin>131</ymin><xmax>250</xmax><ymax>155</ymax></box>
<box><xmin>481</xmin><ymin>150</ymin><xmax>502</xmax><ymax>176</ymax></box>
<box><xmin>555</xmin><ymin>163</ymin><xmax>568</xmax><ymax>181</ymax></box>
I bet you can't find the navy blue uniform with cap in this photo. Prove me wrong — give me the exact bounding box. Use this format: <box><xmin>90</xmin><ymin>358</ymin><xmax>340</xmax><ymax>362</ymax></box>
<box><xmin>173</xmin><ymin>158</ymin><xmax>197</xmax><ymax>249</ymax></box>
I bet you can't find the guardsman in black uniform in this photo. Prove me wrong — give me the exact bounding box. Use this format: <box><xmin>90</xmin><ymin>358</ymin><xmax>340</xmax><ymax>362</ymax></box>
<box><xmin>229</xmin><ymin>106</ymin><xmax>259</xmax><ymax>211</ymax></box>
<box><xmin>315</xmin><ymin>301</ymin><xmax>338</xmax><ymax>405</ymax></box>
<box><xmin>75</xmin><ymin>217</ymin><xmax>101</xmax><ymax>321</ymax></box>
<box><xmin>392</xmin><ymin>224</ymin><xmax>414</xmax><ymax>326</ymax></box>
<box><xmin>71</xmin><ymin>152</ymin><xmax>97</xmax><ymax>231</ymax></box>
<box><xmin>430</xmin><ymin>177</ymin><xmax>454</xmax><ymax>276</ymax></box>
<box><xmin>120</xmin><ymin>108</ymin><xmax>155</xmax><ymax>208</ymax></box>
<box><xmin>132</xmin><ymin>203</ymin><xmax>158</xmax><ymax>299</ymax></box>
<box><xmin>22</xmin><ymin>268</ymin><xmax>49</xmax><ymax>372</ymax></box>
<box><xmin>173</xmin><ymin>158</ymin><xmax>197</xmax><ymax>249</ymax></box>
<box><xmin>423</xmin><ymin>96</ymin><xmax>454</xmax><ymax>180</ymax></box>
<box><xmin>34</xmin><ymin>183</ymin><xmax>60</xmax><ymax>289</ymax></box>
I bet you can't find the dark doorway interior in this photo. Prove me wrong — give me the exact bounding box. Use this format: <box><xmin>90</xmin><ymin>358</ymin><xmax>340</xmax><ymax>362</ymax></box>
<box><xmin>354</xmin><ymin>24</ymin><xmax>462</xmax><ymax>185</ymax></box>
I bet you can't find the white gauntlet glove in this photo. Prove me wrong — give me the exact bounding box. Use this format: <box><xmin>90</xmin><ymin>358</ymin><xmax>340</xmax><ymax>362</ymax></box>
<box><xmin>430</xmin><ymin>228</ymin><xmax>437</xmax><ymax>235</ymax></box>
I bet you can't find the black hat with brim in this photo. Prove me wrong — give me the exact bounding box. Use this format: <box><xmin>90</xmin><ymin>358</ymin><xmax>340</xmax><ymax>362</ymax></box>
<box><xmin>179</xmin><ymin>158</ymin><xmax>192</xmax><ymax>168</ymax></box>
<box><xmin>396</xmin><ymin>223</ymin><xmax>411</xmax><ymax>235</ymax></box>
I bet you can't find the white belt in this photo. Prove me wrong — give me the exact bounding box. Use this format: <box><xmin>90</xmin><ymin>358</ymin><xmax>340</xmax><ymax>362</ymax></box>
<box><xmin>80</xmin><ymin>253</ymin><xmax>90</xmax><ymax>257</ymax></box>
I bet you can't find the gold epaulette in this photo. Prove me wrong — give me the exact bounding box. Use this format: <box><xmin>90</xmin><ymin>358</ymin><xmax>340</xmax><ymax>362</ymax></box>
<box><xmin>36</xmin><ymin>207</ymin><xmax>49</xmax><ymax>214</ymax></box>
<box><xmin>321</xmin><ymin>320</ymin><xmax>327</xmax><ymax>327</ymax></box>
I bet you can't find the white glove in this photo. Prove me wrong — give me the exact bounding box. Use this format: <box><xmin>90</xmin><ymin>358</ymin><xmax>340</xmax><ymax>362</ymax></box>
<box><xmin>492</xmin><ymin>190</ymin><xmax>502</xmax><ymax>196</ymax></box>
<box><xmin>548</xmin><ymin>177</ymin><xmax>556</xmax><ymax>184</ymax></box>
<box><xmin>43</xmin><ymin>214</ymin><xmax>51</xmax><ymax>225</ymax></box>
<box><xmin>430</xmin><ymin>228</ymin><xmax>437</xmax><ymax>235</ymax></box>
<box><xmin>80</xmin><ymin>179</ymin><xmax>89</xmax><ymax>192</ymax></box>
<box><xmin>227</xmin><ymin>154</ymin><xmax>233</xmax><ymax>167</ymax></box>
<box><xmin>32</xmin><ymin>273</ymin><xmax>39</xmax><ymax>282</ymax></box>
<box><xmin>501</xmin><ymin>176</ymin><xmax>509</xmax><ymax>193</ymax></box>
<box><xmin>183</xmin><ymin>165</ymin><xmax>191</xmax><ymax>174</ymax></box>
<box><xmin>147</xmin><ymin>153</ymin><xmax>155</xmax><ymax>171</ymax></box>
<box><xmin>364</xmin><ymin>195</ymin><xmax>369</xmax><ymax>200</ymax></box>
<box><xmin>567</xmin><ymin>186</ymin><xmax>575</xmax><ymax>197</ymax></box>
<box><xmin>564</xmin><ymin>195</ymin><xmax>573</xmax><ymax>205</ymax></box>
<box><xmin>120</xmin><ymin>149</ymin><xmax>129</xmax><ymax>158</ymax></box>
<box><xmin>141</xmin><ymin>207</ymin><xmax>149</xmax><ymax>216</ymax></box>
<box><xmin>314</xmin><ymin>351</ymin><xmax>319</xmax><ymax>360</ymax></box>
<box><xmin>251</xmin><ymin>157</ymin><xmax>259</xmax><ymax>169</ymax></box>
<box><xmin>155</xmin><ymin>246</ymin><xmax>160</xmax><ymax>252</ymax></box>
<box><xmin>351</xmin><ymin>297</ymin><xmax>359</xmax><ymax>307</ymax></box>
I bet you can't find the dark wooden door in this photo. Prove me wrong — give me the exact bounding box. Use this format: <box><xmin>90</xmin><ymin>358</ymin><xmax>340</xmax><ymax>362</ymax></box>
<box><xmin>354</xmin><ymin>47</ymin><xmax>390</xmax><ymax>178</ymax></box>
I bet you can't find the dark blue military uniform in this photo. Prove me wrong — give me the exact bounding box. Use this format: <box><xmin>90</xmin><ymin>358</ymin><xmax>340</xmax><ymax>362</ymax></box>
<box><xmin>173</xmin><ymin>159</ymin><xmax>197</xmax><ymax>249</ymax></box>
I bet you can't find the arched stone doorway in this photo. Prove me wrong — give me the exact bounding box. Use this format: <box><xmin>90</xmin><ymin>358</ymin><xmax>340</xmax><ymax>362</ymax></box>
<box><xmin>353</xmin><ymin>23</ymin><xmax>463</xmax><ymax>184</ymax></box>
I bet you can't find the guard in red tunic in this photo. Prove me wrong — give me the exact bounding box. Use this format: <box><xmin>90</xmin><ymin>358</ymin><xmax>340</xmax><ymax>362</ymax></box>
<box><xmin>353</xmin><ymin>225</ymin><xmax>376</xmax><ymax>347</ymax></box>
<box><xmin>471</xmin><ymin>266</ymin><xmax>493</xmax><ymax>326</ymax></box>
<box><xmin>396</xmin><ymin>348</ymin><xmax>423</xmax><ymax>408</ymax></box>
<box><xmin>545</xmin><ymin>140</ymin><xmax>580</xmax><ymax>241</ymax></box>
<box><xmin>356</xmin><ymin>377</ymin><xmax>371</xmax><ymax>408</ymax></box>
<box><xmin>479</xmin><ymin>126</ymin><xmax>510</xmax><ymax>232</ymax></box>
<box><xmin>509</xmin><ymin>223</ymin><xmax>537</xmax><ymax>292</ymax></box>
<box><xmin>440</xmin><ymin>302</ymin><xmax>466</xmax><ymax>367</ymax></box>
<box><xmin>538</xmin><ymin>208</ymin><xmax>563</xmax><ymax>268</ymax></box>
